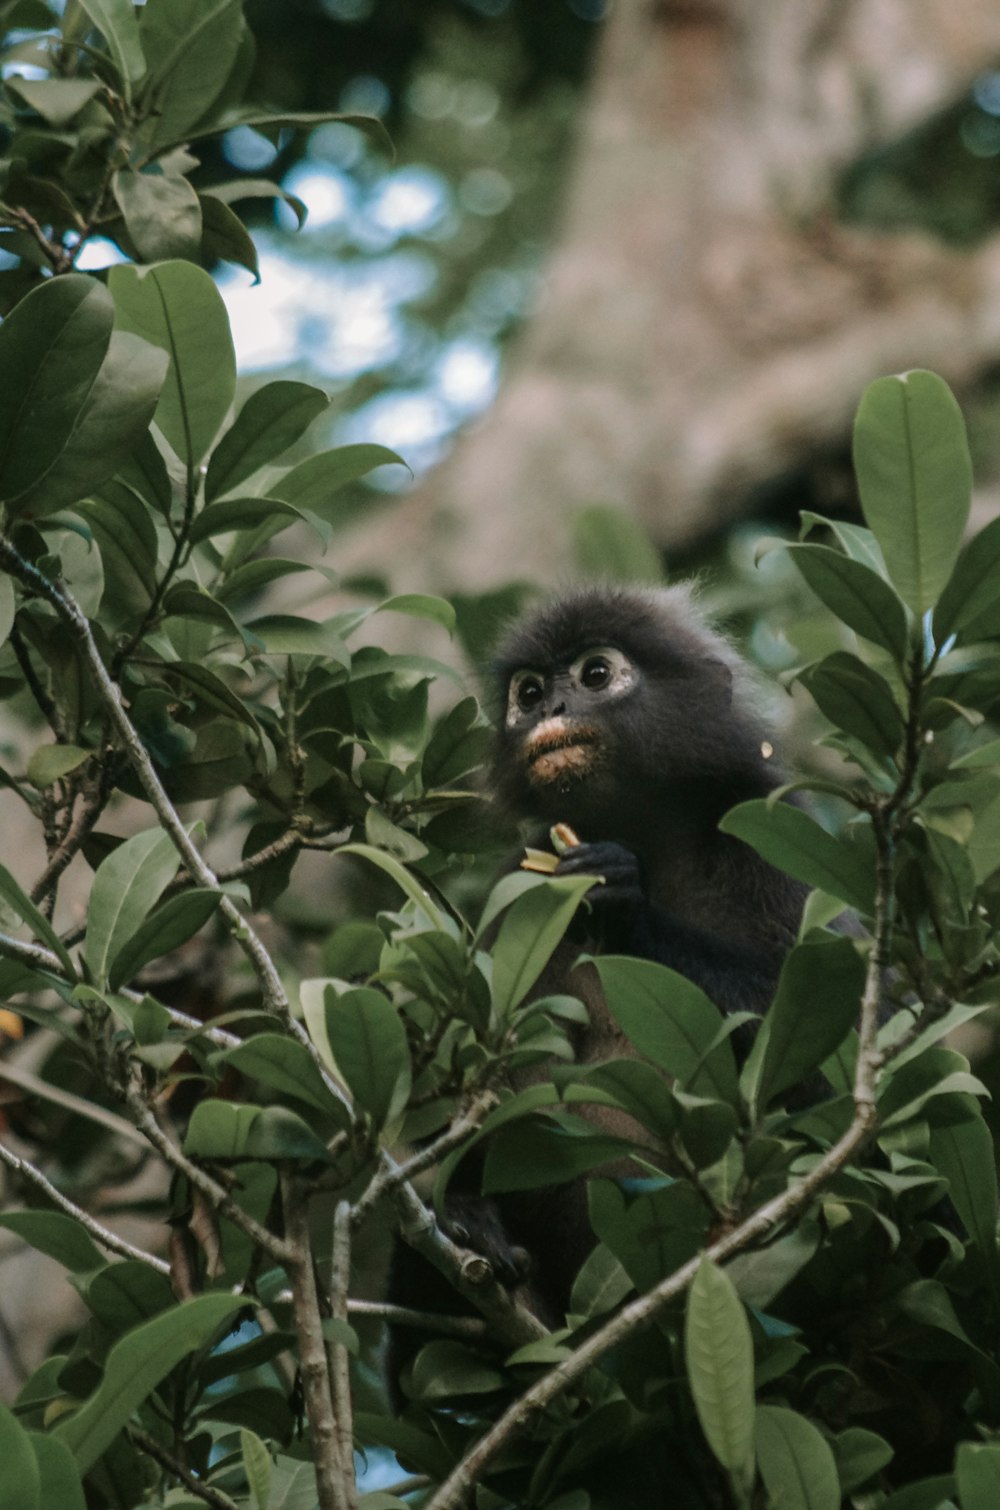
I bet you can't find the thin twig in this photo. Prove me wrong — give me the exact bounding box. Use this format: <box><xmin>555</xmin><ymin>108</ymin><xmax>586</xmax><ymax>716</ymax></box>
<box><xmin>128</xmin><ymin>1425</ymin><xmax>240</xmax><ymax>1510</ymax></box>
<box><xmin>346</xmin><ymin>1300</ymin><xmax>487</xmax><ymax>1339</ymax></box>
<box><xmin>351</xmin><ymin>1090</ymin><xmax>498</xmax><ymax>1228</ymax></box>
<box><xmin>0</xmin><ymin>1138</ymin><xmax>170</xmax><ymax>1272</ymax></box>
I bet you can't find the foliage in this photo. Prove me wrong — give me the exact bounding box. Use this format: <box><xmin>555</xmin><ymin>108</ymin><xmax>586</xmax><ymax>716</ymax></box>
<box><xmin>3</xmin><ymin>6</ymin><xmax>1000</xmax><ymax>1510</ymax></box>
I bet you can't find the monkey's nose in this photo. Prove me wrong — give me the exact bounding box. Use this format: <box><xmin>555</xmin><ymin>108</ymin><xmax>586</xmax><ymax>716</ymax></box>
<box><xmin>551</xmin><ymin>700</ymin><xmax>566</xmax><ymax>716</ymax></box>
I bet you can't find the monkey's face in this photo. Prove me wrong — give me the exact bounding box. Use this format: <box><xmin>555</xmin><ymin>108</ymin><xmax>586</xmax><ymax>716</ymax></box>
<box><xmin>500</xmin><ymin>645</ymin><xmax>639</xmax><ymax>819</ymax></box>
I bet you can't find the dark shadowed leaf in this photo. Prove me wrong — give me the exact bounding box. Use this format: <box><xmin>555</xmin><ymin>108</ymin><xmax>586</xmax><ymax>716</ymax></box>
<box><xmin>720</xmin><ymin>800</ymin><xmax>874</xmax><ymax>914</ymax></box>
<box><xmin>54</xmin><ymin>1293</ymin><xmax>247</xmax><ymax>1471</ymax></box>
<box><xmin>107</xmin><ymin>888</ymin><xmax>221</xmax><ymax>990</ymax></box>
<box><xmin>934</xmin><ymin>516</ymin><xmax>1000</xmax><ymax>645</ymax></box>
<box><xmin>0</xmin><ymin>275</ymin><xmax>111</xmax><ymax>508</ymax></box>
<box><xmin>113</xmin><ymin>169</ymin><xmax>202</xmax><ymax>262</ymax></box>
<box><xmin>0</xmin><ymin>1403</ymin><xmax>40</xmax><ymax>1510</ymax></box>
<box><xmin>220</xmin><ymin>1033</ymin><xmax>346</xmax><ymax>1122</ymax></box>
<box><xmin>137</xmin><ymin>0</ymin><xmax>245</xmax><ymax>151</ymax></box>
<box><xmin>321</xmin><ymin>984</ymin><xmax>410</xmax><ymax>1126</ymax></box>
<box><xmin>491</xmin><ymin>876</ymin><xmax>593</xmax><ymax>1019</ymax></box>
<box><xmin>798</xmin><ymin>652</ymin><xmax>905</xmax><ymax>761</ymax></box>
<box><xmin>109</xmin><ymin>260</ymin><xmax>235</xmax><ymax>466</ymax></box>
<box><xmin>853</xmin><ymin>370</ymin><xmax>972</xmax><ymax>615</ymax></box>
<box><xmin>198</xmin><ymin>192</ymin><xmax>260</xmax><ymax>277</ymax></box>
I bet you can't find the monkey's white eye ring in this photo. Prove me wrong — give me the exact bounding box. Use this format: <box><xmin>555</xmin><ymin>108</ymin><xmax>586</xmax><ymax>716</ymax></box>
<box><xmin>569</xmin><ymin>646</ymin><xmax>636</xmax><ymax>697</ymax></box>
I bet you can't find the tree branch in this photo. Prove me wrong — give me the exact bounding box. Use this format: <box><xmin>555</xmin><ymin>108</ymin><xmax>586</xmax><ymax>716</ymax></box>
<box><xmin>329</xmin><ymin>1200</ymin><xmax>358</xmax><ymax>1510</ymax></box>
<box><xmin>127</xmin><ymin>1425</ymin><xmax>240</xmax><ymax>1510</ymax></box>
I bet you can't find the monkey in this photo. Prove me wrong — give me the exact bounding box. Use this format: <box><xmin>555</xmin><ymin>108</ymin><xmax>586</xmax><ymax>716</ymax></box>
<box><xmin>387</xmin><ymin>584</ymin><xmax>810</xmax><ymax>1397</ymax></box>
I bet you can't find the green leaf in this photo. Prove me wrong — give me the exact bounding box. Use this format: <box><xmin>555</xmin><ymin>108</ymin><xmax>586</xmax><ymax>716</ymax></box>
<box><xmin>593</xmin><ymin>955</ymin><xmax>738</xmax><ymax>1102</ymax></box>
<box><xmin>831</xmin><ymin>1427</ymin><xmax>893</xmax><ymax>1495</ymax></box>
<box><xmin>745</xmin><ymin>937</ymin><xmax>865</xmax><ymax>1111</ymax></box>
<box><xmin>28</xmin><ymin>1434</ymin><xmax>85</xmax><ymax>1510</ymax></box>
<box><xmin>421</xmin><ymin>696</ymin><xmax>490</xmax><ymax>785</ymax></box>
<box><xmin>572</xmin><ymin>504</ymin><xmax>663</xmax><ymax>583</ymax></box>
<box><xmin>107</xmin><ymin>887</ymin><xmax>221</xmax><ymax>990</ymax></box>
<box><xmin>798</xmin><ymin>651</ymin><xmax>905</xmax><ymax>761</ymax></box>
<box><xmin>720</xmin><ymin>800</ymin><xmax>874</xmax><ymax>914</ymax></box>
<box><xmin>0</xmin><ymin>575</ymin><xmax>13</xmax><ymax>652</ymax></box>
<box><xmin>137</xmin><ymin>0</ymin><xmax>245</xmax><ymax>151</ymax></box>
<box><xmin>198</xmin><ymin>191</ymin><xmax>260</xmax><ymax>278</ymax></box>
<box><xmin>321</xmin><ymin>984</ymin><xmax>410</xmax><ymax>1126</ymax></box>
<box><xmin>271</xmin><ymin>444</ymin><xmax>408</xmax><ymax>517</ymax></box>
<box><xmin>0</xmin><ymin>860</ymin><xmax>75</xmax><ymax>975</ymax></box>
<box><xmin>4</xmin><ymin>76</ymin><xmax>100</xmax><ymax>126</ymax></box>
<box><xmin>77</xmin><ymin>0</ymin><xmax>146</xmax><ymax>96</ymax></box>
<box><xmin>0</xmin><ymin>1211</ymin><xmax>105</xmax><ymax>1273</ymax></box>
<box><xmin>482</xmin><ymin>1117</ymin><xmax>633</xmax><ymax>1193</ymax></box>
<box><xmin>26</xmin><ymin>743</ymin><xmax>90</xmax><ymax>788</ymax></box>
<box><xmin>410</xmin><ymin>1340</ymin><xmax>505</xmax><ymax>1402</ymax></box>
<box><xmin>490</xmin><ymin>876</ymin><xmax>593</xmax><ymax>1019</ymax></box>
<box><xmin>879</xmin><ymin>1477</ymin><xmax>954</xmax><ymax>1510</ymax></box>
<box><xmin>188</xmin><ymin>496</ymin><xmax>328</xmax><ymax>547</ymax></box>
<box><xmin>113</xmin><ymin>169</ymin><xmax>202</xmax><ymax>262</ymax></box>
<box><xmin>957</xmin><ymin>1443</ymin><xmax>1000</xmax><ymax>1510</ymax></box>
<box><xmin>336</xmin><ymin>843</ymin><xmax>444</xmax><ymax>929</ymax></box>
<box><xmin>754</xmin><ymin>1404</ymin><xmax>840</xmax><ymax>1510</ymax></box>
<box><xmin>934</xmin><ymin>516</ymin><xmax>1000</xmax><ymax>645</ymax></box>
<box><xmin>74</xmin><ymin>486</ymin><xmax>158</xmax><ymax>620</ymax></box>
<box><xmin>0</xmin><ymin>275</ymin><xmax>111</xmax><ymax>509</ymax></box>
<box><xmin>205</xmin><ymin>380</ymin><xmax>330</xmax><ymax>501</ymax></box>
<box><xmin>0</xmin><ymin>1402</ymin><xmax>40</xmax><ymax>1510</ymax></box>
<box><xmin>685</xmin><ymin>1259</ymin><xmax>755</xmax><ymax>1487</ymax></box>
<box><xmin>84</xmin><ymin>826</ymin><xmax>181</xmax><ymax>987</ymax></box>
<box><xmin>241</xmin><ymin>1428</ymin><xmax>273</xmax><ymax>1510</ymax></box>
<box><xmin>786</xmin><ymin>543</ymin><xmax>910</xmax><ymax>661</ymax></box>
<box><xmin>243</xmin><ymin>1106</ymin><xmax>331</xmax><ymax>1161</ymax></box>
<box><xmin>242</xmin><ymin>614</ymin><xmax>348</xmax><ymax>662</ymax></box>
<box><xmin>377</xmin><ymin>593</ymin><xmax>456</xmax><ymax>634</ymax></box>
<box><xmin>219</xmin><ymin>1033</ymin><xmax>344</xmax><ymax>1119</ymax></box>
<box><xmin>182</xmin><ymin>1100</ymin><xmax>259</xmax><ymax>1158</ymax></box>
<box><xmin>14</xmin><ymin>333</ymin><xmax>168</xmax><ymax>519</ymax></box>
<box><xmin>54</xmin><ymin>1292</ymin><xmax>247</xmax><ymax>1472</ymax></box>
<box><xmin>853</xmin><ymin>370</ymin><xmax>972</xmax><ymax>615</ymax></box>
<box><xmin>109</xmin><ymin>261</ymin><xmax>236</xmax><ymax>467</ymax></box>
<box><xmin>928</xmin><ymin>1115</ymin><xmax>998</xmax><ymax>1265</ymax></box>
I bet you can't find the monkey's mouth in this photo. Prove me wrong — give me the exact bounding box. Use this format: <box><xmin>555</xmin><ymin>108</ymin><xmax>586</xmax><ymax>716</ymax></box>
<box><xmin>524</xmin><ymin>718</ymin><xmax>600</xmax><ymax>786</ymax></box>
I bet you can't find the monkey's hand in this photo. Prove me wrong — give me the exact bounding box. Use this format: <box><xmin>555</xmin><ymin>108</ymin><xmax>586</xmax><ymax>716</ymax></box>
<box><xmin>443</xmin><ymin>1193</ymin><xmax>532</xmax><ymax>1290</ymax></box>
<box><xmin>554</xmin><ymin>840</ymin><xmax>644</xmax><ymax>907</ymax></box>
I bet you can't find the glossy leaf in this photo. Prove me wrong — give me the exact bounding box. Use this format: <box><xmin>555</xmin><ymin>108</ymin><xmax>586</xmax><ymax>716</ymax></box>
<box><xmin>77</xmin><ymin>0</ymin><xmax>146</xmax><ymax>96</ymax></box>
<box><xmin>720</xmin><ymin>800</ymin><xmax>874</xmax><ymax>914</ymax></box>
<box><xmin>0</xmin><ymin>1210</ymin><xmax>104</xmax><ymax>1273</ymax></box>
<box><xmin>491</xmin><ymin>876</ymin><xmax>593</xmax><ymax>1019</ymax></box>
<box><xmin>13</xmin><ymin>333</ymin><xmax>168</xmax><ymax>519</ymax></box>
<box><xmin>832</xmin><ymin>1427</ymin><xmax>893</xmax><ymax>1495</ymax></box>
<box><xmin>798</xmin><ymin>652</ymin><xmax>905</xmax><ymax>761</ymax></box>
<box><xmin>744</xmin><ymin>937</ymin><xmax>865</xmax><ymax>1111</ymax></box>
<box><xmin>198</xmin><ymin>191</ymin><xmax>260</xmax><ymax>278</ymax></box>
<box><xmin>754</xmin><ymin>1404</ymin><xmax>840</xmax><ymax>1510</ymax></box>
<box><xmin>55</xmin><ymin>1292</ymin><xmax>247</xmax><ymax>1471</ymax></box>
<box><xmin>594</xmin><ymin>955</ymin><xmax>738</xmax><ymax>1102</ymax></box>
<box><xmin>76</xmin><ymin>485</ymin><xmax>159</xmax><ymax>617</ymax></box>
<box><xmin>138</xmin><ymin>0</ymin><xmax>245</xmax><ymax>151</ymax></box>
<box><xmin>113</xmin><ymin>169</ymin><xmax>202</xmax><ymax>262</ymax></box>
<box><xmin>271</xmin><ymin>444</ymin><xmax>408</xmax><ymax>517</ymax></box>
<box><xmin>0</xmin><ymin>275</ymin><xmax>111</xmax><ymax>508</ymax></box>
<box><xmin>84</xmin><ymin>827</ymin><xmax>181</xmax><ymax>987</ymax></box>
<box><xmin>321</xmin><ymin>985</ymin><xmax>410</xmax><ymax>1126</ymax></box>
<box><xmin>205</xmin><ymin>380</ymin><xmax>330</xmax><ymax>501</ymax></box>
<box><xmin>685</xmin><ymin>1259</ymin><xmax>755</xmax><ymax>1488</ymax></box>
<box><xmin>107</xmin><ymin>887</ymin><xmax>221</xmax><ymax>990</ymax></box>
<box><xmin>786</xmin><ymin>543</ymin><xmax>909</xmax><ymax>661</ymax></box>
<box><xmin>109</xmin><ymin>261</ymin><xmax>236</xmax><ymax>466</ymax></box>
<box><xmin>220</xmin><ymin>1033</ymin><xmax>344</xmax><ymax>1119</ymax></box>
<box><xmin>853</xmin><ymin>370</ymin><xmax>972</xmax><ymax>614</ymax></box>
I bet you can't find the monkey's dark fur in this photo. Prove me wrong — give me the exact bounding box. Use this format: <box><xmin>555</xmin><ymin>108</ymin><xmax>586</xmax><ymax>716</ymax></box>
<box><xmin>389</xmin><ymin>586</ymin><xmax>808</xmax><ymax>1398</ymax></box>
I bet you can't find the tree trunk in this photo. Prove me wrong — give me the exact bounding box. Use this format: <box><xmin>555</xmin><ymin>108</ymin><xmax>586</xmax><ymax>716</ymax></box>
<box><xmin>343</xmin><ymin>0</ymin><xmax>1000</xmax><ymax>590</ymax></box>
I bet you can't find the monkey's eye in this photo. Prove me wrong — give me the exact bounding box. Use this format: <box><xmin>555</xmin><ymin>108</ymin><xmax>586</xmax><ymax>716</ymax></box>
<box><xmin>514</xmin><ymin>673</ymin><xmax>545</xmax><ymax>712</ymax></box>
<box><xmin>580</xmin><ymin>656</ymin><xmax>611</xmax><ymax>690</ymax></box>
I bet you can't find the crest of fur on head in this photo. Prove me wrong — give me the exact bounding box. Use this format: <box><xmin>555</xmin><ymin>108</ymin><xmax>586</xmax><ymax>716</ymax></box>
<box><xmin>488</xmin><ymin>583</ymin><xmax>780</xmax><ymax>825</ymax></box>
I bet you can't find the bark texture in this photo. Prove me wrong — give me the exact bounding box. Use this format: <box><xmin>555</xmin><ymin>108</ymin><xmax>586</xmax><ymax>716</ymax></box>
<box><xmin>343</xmin><ymin>0</ymin><xmax>1000</xmax><ymax>589</ymax></box>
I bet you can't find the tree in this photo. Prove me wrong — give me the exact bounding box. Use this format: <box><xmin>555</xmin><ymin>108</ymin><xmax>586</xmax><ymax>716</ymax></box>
<box><xmin>341</xmin><ymin>0</ymin><xmax>1000</xmax><ymax>590</ymax></box>
<box><xmin>3</xmin><ymin>4</ymin><xmax>1000</xmax><ymax>1509</ymax></box>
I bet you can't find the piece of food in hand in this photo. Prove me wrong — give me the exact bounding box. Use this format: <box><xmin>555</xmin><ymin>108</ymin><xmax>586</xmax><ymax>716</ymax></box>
<box><xmin>520</xmin><ymin>824</ymin><xmax>582</xmax><ymax>872</ymax></box>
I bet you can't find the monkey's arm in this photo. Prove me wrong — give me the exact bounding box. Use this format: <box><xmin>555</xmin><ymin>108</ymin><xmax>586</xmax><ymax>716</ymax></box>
<box><xmin>555</xmin><ymin>840</ymin><xmax>781</xmax><ymax>1017</ymax></box>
